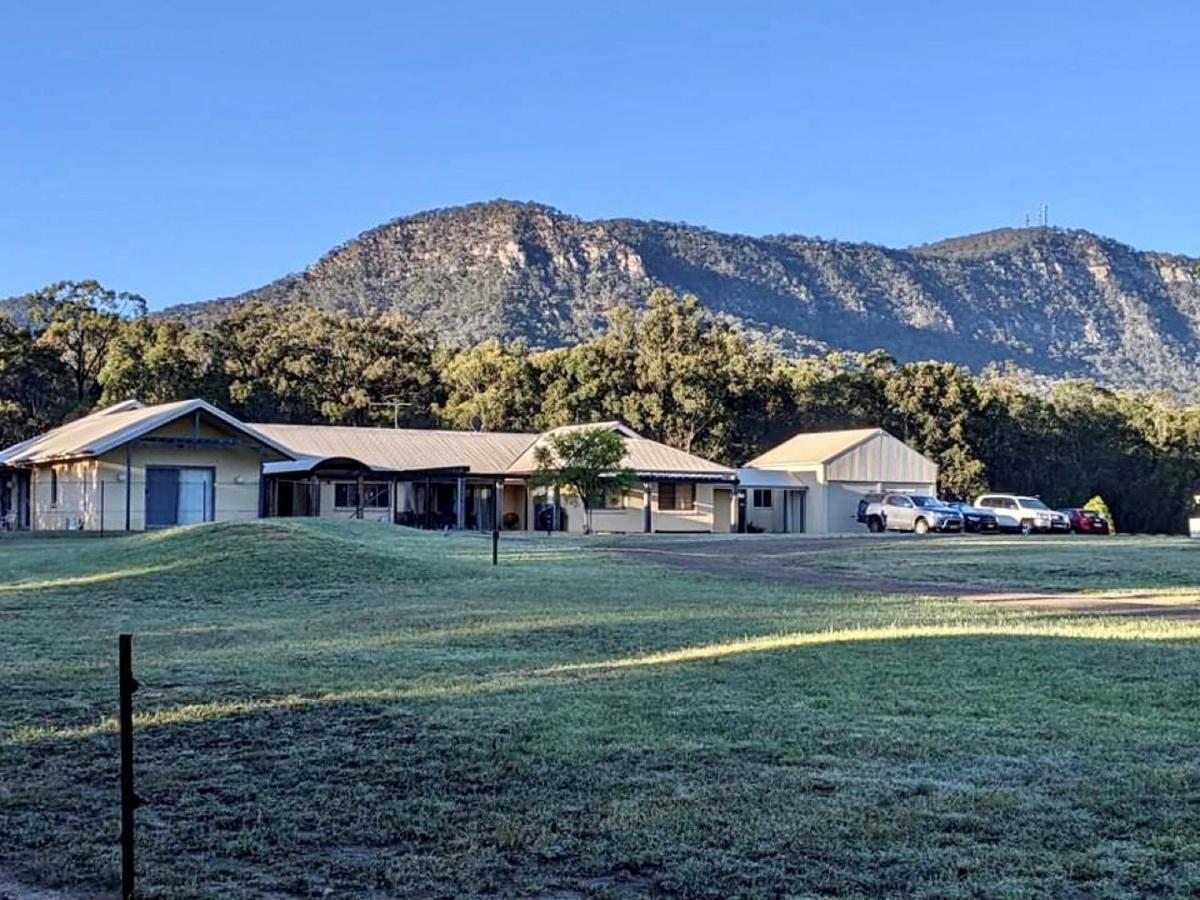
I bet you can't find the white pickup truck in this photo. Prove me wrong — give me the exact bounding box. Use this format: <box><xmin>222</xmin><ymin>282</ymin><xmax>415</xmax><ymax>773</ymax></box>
<box><xmin>863</xmin><ymin>493</ymin><xmax>964</xmax><ymax>534</ymax></box>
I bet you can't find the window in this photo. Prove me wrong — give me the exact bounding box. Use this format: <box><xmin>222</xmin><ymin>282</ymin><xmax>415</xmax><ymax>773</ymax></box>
<box><xmin>601</xmin><ymin>486</ymin><xmax>626</xmax><ymax>509</ymax></box>
<box><xmin>335</xmin><ymin>482</ymin><xmax>390</xmax><ymax>509</ymax></box>
<box><xmin>752</xmin><ymin>489</ymin><xmax>773</xmax><ymax>508</ymax></box>
<box><xmin>50</xmin><ymin>469</ymin><xmax>58</xmax><ymax>507</ymax></box>
<box><xmin>658</xmin><ymin>482</ymin><xmax>695</xmax><ymax>511</ymax></box>
<box><xmin>587</xmin><ymin>485</ymin><xmax>626</xmax><ymax>510</ymax></box>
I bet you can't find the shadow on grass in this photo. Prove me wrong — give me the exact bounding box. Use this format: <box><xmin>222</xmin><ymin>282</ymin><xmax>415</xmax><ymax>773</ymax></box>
<box><xmin>9</xmin><ymin>621</ymin><xmax>1199</xmax><ymax>746</ymax></box>
<box><xmin>3</xmin><ymin>633</ymin><xmax>1199</xmax><ymax>899</ymax></box>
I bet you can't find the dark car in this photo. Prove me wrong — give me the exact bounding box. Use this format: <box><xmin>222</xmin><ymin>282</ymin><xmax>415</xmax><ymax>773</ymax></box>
<box><xmin>1059</xmin><ymin>507</ymin><xmax>1111</xmax><ymax>535</ymax></box>
<box><xmin>943</xmin><ymin>500</ymin><xmax>1001</xmax><ymax>534</ymax></box>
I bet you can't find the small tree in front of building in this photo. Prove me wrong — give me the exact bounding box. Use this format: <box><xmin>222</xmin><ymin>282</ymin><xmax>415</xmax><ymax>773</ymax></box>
<box><xmin>532</xmin><ymin>428</ymin><xmax>639</xmax><ymax>534</ymax></box>
<box><xmin>1083</xmin><ymin>494</ymin><xmax>1116</xmax><ymax>533</ymax></box>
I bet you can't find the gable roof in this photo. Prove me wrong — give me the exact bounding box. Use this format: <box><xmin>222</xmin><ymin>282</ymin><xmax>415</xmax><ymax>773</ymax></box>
<box><xmin>250</xmin><ymin>423</ymin><xmax>539</xmax><ymax>475</ymax></box>
<box><xmin>505</xmin><ymin>422</ymin><xmax>734</xmax><ymax>478</ymax></box>
<box><xmin>745</xmin><ymin>428</ymin><xmax>883</xmax><ymax>468</ymax></box>
<box><xmin>0</xmin><ymin>400</ymin><xmax>296</xmax><ymax>467</ymax></box>
<box><xmin>255</xmin><ymin>420</ymin><xmax>734</xmax><ymax>480</ymax></box>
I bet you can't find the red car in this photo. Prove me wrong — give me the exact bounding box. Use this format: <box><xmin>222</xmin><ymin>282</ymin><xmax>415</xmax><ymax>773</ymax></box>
<box><xmin>1059</xmin><ymin>508</ymin><xmax>1111</xmax><ymax>534</ymax></box>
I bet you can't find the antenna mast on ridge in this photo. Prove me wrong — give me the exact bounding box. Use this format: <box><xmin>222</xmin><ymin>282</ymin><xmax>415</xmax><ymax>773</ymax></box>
<box><xmin>367</xmin><ymin>397</ymin><xmax>415</xmax><ymax>429</ymax></box>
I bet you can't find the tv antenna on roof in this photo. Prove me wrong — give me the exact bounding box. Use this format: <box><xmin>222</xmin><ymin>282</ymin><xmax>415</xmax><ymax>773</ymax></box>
<box><xmin>367</xmin><ymin>397</ymin><xmax>415</xmax><ymax>429</ymax></box>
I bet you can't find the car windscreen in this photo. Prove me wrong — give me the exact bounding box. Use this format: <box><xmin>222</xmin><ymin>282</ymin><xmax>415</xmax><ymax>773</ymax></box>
<box><xmin>911</xmin><ymin>496</ymin><xmax>941</xmax><ymax>508</ymax></box>
<box><xmin>1018</xmin><ymin>497</ymin><xmax>1050</xmax><ymax>510</ymax></box>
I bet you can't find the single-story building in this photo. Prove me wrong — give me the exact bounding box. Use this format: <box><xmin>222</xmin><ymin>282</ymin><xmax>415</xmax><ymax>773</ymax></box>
<box><xmin>252</xmin><ymin>420</ymin><xmax>737</xmax><ymax>534</ymax></box>
<box><xmin>737</xmin><ymin>427</ymin><xmax>938</xmax><ymax>534</ymax></box>
<box><xmin>0</xmin><ymin>399</ymin><xmax>294</xmax><ymax>531</ymax></box>
<box><xmin>0</xmin><ymin>401</ymin><xmax>737</xmax><ymax>534</ymax></box>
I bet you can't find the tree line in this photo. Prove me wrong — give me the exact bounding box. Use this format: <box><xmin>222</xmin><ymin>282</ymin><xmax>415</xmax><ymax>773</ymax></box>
<box><xmin>4</xmin><ymin>280</ymin><xmax>1199</xmax><ymax>533</ymax></box>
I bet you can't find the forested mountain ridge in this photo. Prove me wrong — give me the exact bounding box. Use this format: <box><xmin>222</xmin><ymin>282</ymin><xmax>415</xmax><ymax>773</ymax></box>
<box><xmin>159</xmin><ymin>200</ymin><xmax>1198</xmax><ymax>395</ymax></box>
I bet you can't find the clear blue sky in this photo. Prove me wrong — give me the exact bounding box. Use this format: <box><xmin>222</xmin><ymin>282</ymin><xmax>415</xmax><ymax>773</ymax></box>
<box><xmin>2</xmin><ymin>1</ymin><xmax>1197</xmax><ymax>309</ymax></box>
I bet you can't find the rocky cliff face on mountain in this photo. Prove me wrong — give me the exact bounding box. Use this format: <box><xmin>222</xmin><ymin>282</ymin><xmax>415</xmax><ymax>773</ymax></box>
<box><xmin>167</xmin><ymin>201</ymin><xmax>1200</xmax><ymax>393</ymax></box>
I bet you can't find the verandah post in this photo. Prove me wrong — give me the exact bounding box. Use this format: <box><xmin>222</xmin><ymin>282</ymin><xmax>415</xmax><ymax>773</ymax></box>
<box><xmin>455</xmin><ymin>477</ymin><xmax>466</xmax><ymax>530</ymax></box>
<box><xmin>124</xmin><ymin>446</ymin><xmax>132</xmax><ymax>531</ymax></box>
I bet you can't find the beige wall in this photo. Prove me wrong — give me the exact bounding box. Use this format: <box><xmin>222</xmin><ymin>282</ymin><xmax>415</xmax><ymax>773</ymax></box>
<box><xmin>501</xmin><ymin>481</ymin><xmax>527</xmax><ymax>530</ymax></box>
<box><xmin>746</xmin><ymin>488</ymin><xmax>784</xmax><ymax>532</ymax></box>
<box><xmin>29</xmin><ymin>459</ymin><xmax>100</xmax><ymax>531</ymax></box>
<box><xmin>556</xmin><ymin>481</ymin><xmax>732</xmax><ymax>534</ymax></box>
<box><xmin>29</xmin><ymin>416</ymin><xmax>272</xmax><ymax>531</ymax></box>
<box><xmin>745</xmin><ymin>471</ymin><xmax>822</xmax><ymax>533</ymax></box>
<box><xmin>314</xmin><ymin>479</ymin><xmax>393</xmax><ymax>521</ymax></box>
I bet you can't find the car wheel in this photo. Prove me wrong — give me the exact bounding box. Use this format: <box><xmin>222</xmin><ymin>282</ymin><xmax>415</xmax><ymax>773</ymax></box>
<box><xmin>914</xmin><ymin>518</ymin><xmax>930</xmax><ymax>535</ymax></box>
<box><xmin>867</xmin><ymin>517</ymin><xmax>883</xmax><ymax>533</ymax></box>
<box><xmin>1020</xmin><ymin>519</ymin><xmax>1033</xmax><ymax>536</ymax></box>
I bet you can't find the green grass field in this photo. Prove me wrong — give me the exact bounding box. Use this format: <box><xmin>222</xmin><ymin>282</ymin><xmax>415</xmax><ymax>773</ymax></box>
<box><xmin>595</xmin><ymin>531</ymin><xmax>1200</xmax><ymax>593</ymax></box>
<box><xmin>2</xmin><ymin>523</ymin><xmax>1199</xmax><ymax>898</ymax></box>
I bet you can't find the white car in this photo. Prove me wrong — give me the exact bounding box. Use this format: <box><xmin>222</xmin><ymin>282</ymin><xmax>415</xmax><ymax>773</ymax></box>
<box><xmin>973</xmin><ymin>494</ymin><xmax>1070</xmax><ymax>535</ymax></box>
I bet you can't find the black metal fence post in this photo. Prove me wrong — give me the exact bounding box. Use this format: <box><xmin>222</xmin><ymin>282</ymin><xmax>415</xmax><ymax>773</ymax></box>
<box><xmin>492</xmin><ymin>528</ymin><xmax>499</xmax><ymax>565</ymax></box>
<box><xmin>119</xmin><ymin>634</ymin><xmax>141</xmax><ymax>899</ymax></box>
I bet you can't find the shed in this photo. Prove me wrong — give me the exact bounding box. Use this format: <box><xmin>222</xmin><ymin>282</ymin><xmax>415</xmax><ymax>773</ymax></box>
<box><xmin>739</xmin><ymin>428</ymin><xmax>938</xmax><ymax>534</ymax></box>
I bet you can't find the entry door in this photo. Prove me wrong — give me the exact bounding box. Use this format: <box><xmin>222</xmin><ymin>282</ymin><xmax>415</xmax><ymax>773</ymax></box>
<box><xmin>712</xmin><ymin>488</ymin><xmax>732</xmax><ymax>532</ymax></box>
<box><xmin>787</xmin><ymin>490</ymin><xmax>806</xmax><ymax>533</ymax></box>
<box><xmin>145</xmin><ymin>468</ymin><xmax>180</xmax><ymax>528</ymax></box>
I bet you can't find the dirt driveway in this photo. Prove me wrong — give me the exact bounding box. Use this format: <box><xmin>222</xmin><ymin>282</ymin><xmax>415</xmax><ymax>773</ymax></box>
<box><xmin>608</xmin><ymin>536</ymin><xmax>1200</xmax><ymax>619</ymax></box>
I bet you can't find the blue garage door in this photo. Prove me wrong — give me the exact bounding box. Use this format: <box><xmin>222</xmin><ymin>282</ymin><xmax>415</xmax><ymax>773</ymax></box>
<box><xmin>145</xmin><ymin>466</ymin><xmax>214</xmax><ymax>528</ymax></box>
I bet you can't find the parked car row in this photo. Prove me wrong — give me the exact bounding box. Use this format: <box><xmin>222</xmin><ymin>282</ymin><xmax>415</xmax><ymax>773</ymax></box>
<box><xmin>856</xmin><ymin>493</ymin><xmax>1111</xmax><ymax>535</ymax></box>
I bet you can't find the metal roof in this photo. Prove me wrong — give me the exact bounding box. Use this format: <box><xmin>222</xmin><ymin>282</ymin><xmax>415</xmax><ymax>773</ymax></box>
<box><xmin>3</xmin><ymin>399</ymin><xmax>734</xmax><ymax>481</ymax></box>
<box><xmin>505</xmin><ymin>423</ymin><xmax>735</xmax><ymax>477</ymax></box>
<box><xmin>0</xmin><ymin>399</ymin><xmax>296</xmax><ymax>467</ymax></box>
<box><xmin>735</xmin><ymin>468</ymin><xmax>811</xmax><ymax>488</ymax></box>
<box><xmin>261</xmin><ymin>455</ymin><xmax>466</xmax><ymax>477</ymax></box>
<box><xmin>251</xmin><ymin>423</ymin><xmax>539</xmax><ymax>476</ymax></box>
<box><xmin>744</xmin><ymin>428</ymin><xmax>883</xmax><ymax>468</ymax></box>
<box><xmin>257</xmin><ymin>420</ymin><xmax>733</xmax><ymax>479</ymax></box>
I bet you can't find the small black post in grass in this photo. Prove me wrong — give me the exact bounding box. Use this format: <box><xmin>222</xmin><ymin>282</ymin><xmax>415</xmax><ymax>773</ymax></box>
<box><xmin>492</xmin><ymin>528</ymin><xmax>499</xmax><ymax>566</ymax></box>
<box><xmin>118</xmin><ymin>634</ymin><xmax>141</xmax><ymax>900</ymax></box>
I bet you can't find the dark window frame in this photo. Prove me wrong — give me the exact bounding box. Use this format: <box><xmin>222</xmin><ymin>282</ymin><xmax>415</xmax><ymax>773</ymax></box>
<box><xmin>335</xmin><ymin>481</ymin><xmax>391</xmax><ymax>510</ymax></box>
<box><xmin>752</xmin><ymin>488</ymin><xmax>773</xmax><ymax>509</ymax></box>
<box><xmin>658</xmin><ymin>482</ymin><xmax>696</xmax><ymax>512</ymax></box>
<box><xmin>602</xmin><ymin>486</ymin><xmax>626</xmax><ymax>510</ymax></box>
